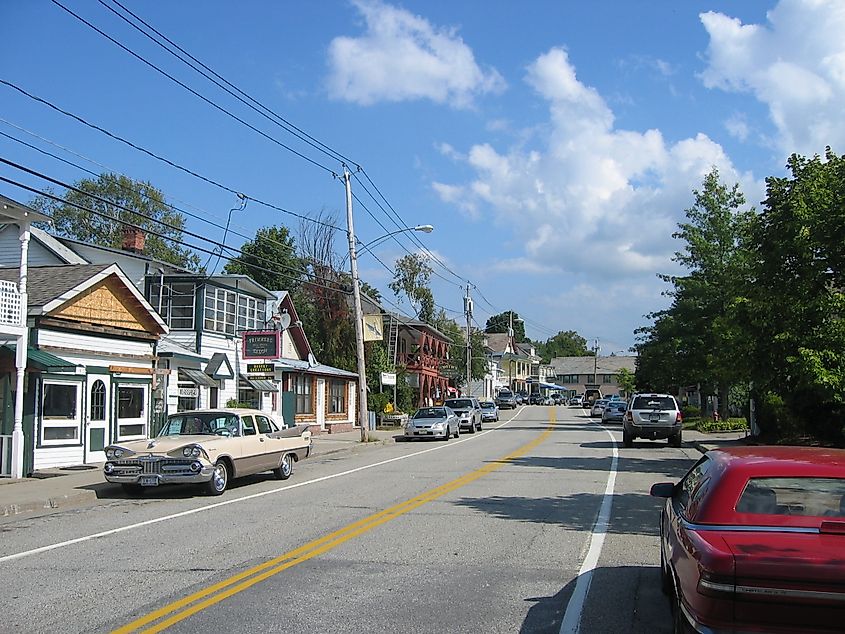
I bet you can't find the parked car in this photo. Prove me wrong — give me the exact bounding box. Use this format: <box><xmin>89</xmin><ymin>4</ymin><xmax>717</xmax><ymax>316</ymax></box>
<box><xmin>495</xmin><ymin>389</ymin><xmax>517</xmax><ymax>409</ymax></box>
<box><xmin>601</xmin><ymin>400</ymin><xmax>627</xmax><ymax>423</ymax></box>
<box><xmin>405</xmin><ymin>406</ymin><xmax>459</xmax><ymax>440</ymax></box>
<box><xmin>529</xmin><ymin>393</ymin><xmax>544</xmax><ymax>405</ymax></box>
<box><xmin>444</xmin><ymin>397</ymin><xmax>483</xmax><ymax>433</ymax></box>
<box><xmin>590</xmin><ymin>398</ymin><xmax>609</xmax><ymax>417</ymax></box>
<box><xmin>551</xmin><ymin>393</ymin><xmax>564</xmax><ymax>405</ymax></box>
<box><xmin>623</xmin><ymin>393</ymin><xmax>682</xmax><ymax>447</ymax></box>
<box><xmin>651</xmin><ymin>447</ymin><xmax>845</xmax><ymax>634</ymax></box>
<box><xmin>569</xmin><ymin>395</ymin><xmax>584</xmax><ymax>407</ymax></box>
<box><xmin>103</xmin><ymin>409</ymin><xmax>311</xmax><ymax>496</ymax></box>
<box><xmin>516</xmin><ymin>390</ymin><xmax>529</xmax><ymax>405</ymax></box>
<box><xmin>479</xmin><ymin>400</ymin><xmax>499</xmax><ymax>422</ymax></box>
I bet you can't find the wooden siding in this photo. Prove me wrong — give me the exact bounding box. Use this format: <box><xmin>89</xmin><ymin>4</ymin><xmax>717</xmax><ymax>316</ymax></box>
<box><xmin>33</xmin><ymin>445</ymin><xmax>84</xmax><ymax>471</ymax></box>
<box><xmin>0</xmin><ymin>228</ymin><xmax>64</xmax><ymax>267</ymax></box>
<box><xmin>37</xmin><ymin>328</ymin><xmax>154</xmax><ymax>364</ymax></box>
<box><xmin>51</xmin><ymin>278</ymin><xmax>156</xmax><ymax>332</ymax></box>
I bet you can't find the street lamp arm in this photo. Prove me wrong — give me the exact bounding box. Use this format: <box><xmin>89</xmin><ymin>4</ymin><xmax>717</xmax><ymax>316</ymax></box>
<box><xmin>341</xmin><ymin>225</ymin><xmax>434</xmax><ymax>268</ymax></box>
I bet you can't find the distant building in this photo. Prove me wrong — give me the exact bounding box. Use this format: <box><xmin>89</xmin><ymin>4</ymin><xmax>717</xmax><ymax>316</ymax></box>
<box><xmin>549</xmin><ymin>355</ymin><xmax>637</xmax><ymax>398</ymax></box>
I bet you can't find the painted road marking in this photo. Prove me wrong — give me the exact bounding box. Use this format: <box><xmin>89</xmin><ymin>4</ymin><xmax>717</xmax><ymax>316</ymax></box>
<box><xmin>559</xmin><ymin>422</ymin><xmax>619</xmax><ymax>634</ymax></box>
<box><xmin>113</xmin><ymin>410</ymin><xmax>557</xmax><ymax>633</ymax></box>
<box><xmin>0</xmin><ymin>407</ymin><xmax>529</xmax><ymax>565</ymax></box>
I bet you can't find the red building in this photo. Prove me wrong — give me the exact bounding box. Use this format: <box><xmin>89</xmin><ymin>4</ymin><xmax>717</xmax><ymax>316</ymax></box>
<box><xmin>385</xmin><ymin>313</ymin><xmax>452</xmax><ymax>407</ymax></box>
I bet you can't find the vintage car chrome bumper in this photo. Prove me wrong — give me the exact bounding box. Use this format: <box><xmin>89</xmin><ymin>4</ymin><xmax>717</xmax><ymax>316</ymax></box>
<box><xmin>103</xmin><ymin>457</ymin><xmax>215</xmax><ymax>485</ymax></box>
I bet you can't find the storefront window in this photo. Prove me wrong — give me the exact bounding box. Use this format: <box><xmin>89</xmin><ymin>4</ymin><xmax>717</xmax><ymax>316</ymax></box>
<box><xmin>117</xmin><ymin>385</ymin><xmax>146</xmax><ymax>438</ymax></box>
<box><xmin>42</xmin><ymin>381</ymin><xmax>81</xmax><ymax>444</ymax></box>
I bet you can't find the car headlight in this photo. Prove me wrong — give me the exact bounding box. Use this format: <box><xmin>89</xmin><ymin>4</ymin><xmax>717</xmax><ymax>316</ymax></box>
<box><xmin>182</xmin><ymin>446</ymin><xmax>202</xmax><ymax>458</ymax></box>
<box><xmin>105</xmin><ymin>449</ymin><xmax>115</xmax><ymax>459</ymax></box>
<box><xmin>107</xmin><ymin>448</ymin><xmax>125</xmax><ymax>459</ymax></box>
<box><xmin>103</xmin><ymin>462</ymin><xmax>114</xmax><ymax>474</ymax></box>
<box><xmin>432</xmin><ymin>422</ymin><xmax>445</xmax><ymax>429</ymax></box>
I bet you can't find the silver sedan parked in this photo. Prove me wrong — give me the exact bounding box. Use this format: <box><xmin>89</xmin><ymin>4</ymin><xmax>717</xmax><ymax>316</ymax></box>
<box><xmin>405</xmin><ymin>406</ymin><xmax>460</xmax><ymax>440</ymax></box>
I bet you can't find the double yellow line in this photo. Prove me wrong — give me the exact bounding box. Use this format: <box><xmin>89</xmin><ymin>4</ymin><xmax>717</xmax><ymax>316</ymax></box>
<box><xmin>115</xmin><ymin>414</ymin><xmax>555</xmax><ymax>633</ymax></box>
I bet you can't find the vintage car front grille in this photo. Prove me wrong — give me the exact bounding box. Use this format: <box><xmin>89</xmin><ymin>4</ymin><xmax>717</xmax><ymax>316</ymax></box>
<box><xmin>114</xmin><ymin>458</ymin><xmax>193</xmax><ymax>476</ymax></box>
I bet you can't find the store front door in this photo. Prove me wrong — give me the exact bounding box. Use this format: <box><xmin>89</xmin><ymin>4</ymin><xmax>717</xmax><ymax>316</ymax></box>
<box><xmin>85</xmin><ymin>375</ymin><xmax>110</xmax><ymax>463</ymax></box>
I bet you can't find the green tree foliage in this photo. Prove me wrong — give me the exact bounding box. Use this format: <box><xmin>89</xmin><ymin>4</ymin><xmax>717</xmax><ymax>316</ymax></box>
<box><xmin>535</xmin><ymin>330</ymin><xmax>590</xmax><ymax>362</ymax></box>
<box><xmin>224</xmin><ymin>225</ymin><xmax>303</xmax><ymax>292</ymax></box>
<box><xmin>485</xmin><ymin>311</ymin><xmax>527</xmax><ymax>342</ymax></box>
<box><xmin>388</xmin><ymin>253</ymin><xmax>435</xmax><ymax>323</ymax></box>
<box><xmin>636</xmin><ymin>168</ymin><xmax>754</xmax><ymax>418</ymax></box>
<box><xmin>616</xmin><ymin>367</ymin><xmax>636</xmax><ymax>396</ymax></box>
<box><xmin>31</xmin><ymin>173</ymin><xmax>200</xmax><ymax>269</ymax></box>
<box><xmin>743</xmin><ymin>149</ymin><xmax>845</xmax><ymax>440</ymax></box>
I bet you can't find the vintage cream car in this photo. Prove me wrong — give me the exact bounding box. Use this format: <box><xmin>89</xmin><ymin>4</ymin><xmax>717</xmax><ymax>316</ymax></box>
<box><xmin>103</xmin><ymin>409</ymin><xmax>311</xmax><ymax>495</ymax></box>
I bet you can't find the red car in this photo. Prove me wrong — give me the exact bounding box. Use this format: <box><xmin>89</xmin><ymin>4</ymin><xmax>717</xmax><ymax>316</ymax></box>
<box><xmin>651</xmin><ymin>446</ymin><xmax>845</xmax><ymax>634</ymax></box>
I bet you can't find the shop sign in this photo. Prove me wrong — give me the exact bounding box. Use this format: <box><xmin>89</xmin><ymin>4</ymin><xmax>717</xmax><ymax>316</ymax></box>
<box><xmin>247</xmin><ymin>363</ymin><xmax>274</xmax><ymax>374</ymax></box>
<box><xmin>380</xmin><ymin>372</ymin><xmax>397</xmax><ymax>386</ymax></box>
<box><xmin>109</xmin><ymin>365</ymin><xmax>153</xmax><ymax>375</ymax></box>
<box><xmin>242</xmin><ymin>331</ymin><xmax>280</xmax><ymax>359</ymax></box>
<box><xmin>178</xmin><ymin>387</ymin><xmax>198</xmax><ymax>398</ymax></box>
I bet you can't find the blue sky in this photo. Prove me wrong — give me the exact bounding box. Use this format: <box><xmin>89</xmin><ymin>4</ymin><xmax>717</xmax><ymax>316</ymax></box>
<box><xmin>2</xmin><ymin>0</ymin><xmax>842</xmax><ymax>353</ymax></box>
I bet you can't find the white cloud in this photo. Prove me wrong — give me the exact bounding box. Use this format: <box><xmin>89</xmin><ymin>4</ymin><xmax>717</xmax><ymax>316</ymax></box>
<box><xmin>326</xmin><ymin>0</ymin><xmax>505</xmax><ymax>108</ymax></box>
<box><xmin>725</xmin><ymin>114</ymin><xmax>750</xmax><ymax>141</ymax></box>
<box><xmin>435</xmin><ymin>141</ymin><xmax>464</xmax><ymax>160</ymax></box>
<box><xmin>432</xmin><ymin>46</ymin><xmax>762</xmax><ymax>287</ymax></box>
<box><xmin>700</xmin><ymin>0</ymin><xmax>845</xmax><ymax>156</ymax></box>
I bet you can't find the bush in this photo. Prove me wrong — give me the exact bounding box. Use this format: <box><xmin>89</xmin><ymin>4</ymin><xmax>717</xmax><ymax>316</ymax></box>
<box><xmin>681</xmin><ymin>405</ymin><xmax>701</xmax><ymax>419</ymax></box>
<box><xmin>695</xmin><ymin>417</ymin><xmax>749</xmax><ymax>433</ymax></box>
<box><xmin>369</xmin><ymin>392</ymin><xmax>390</xmax><ymax>413</ymax></box>
<box><xmin>225</xmin><ymin>399</ymin><xmax>253</xmax><ymax>408</ymax></box>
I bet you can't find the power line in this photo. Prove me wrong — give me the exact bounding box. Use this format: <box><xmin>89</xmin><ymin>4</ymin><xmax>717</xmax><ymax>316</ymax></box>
<box><xmin>0</xmin><ymin>79</ymin><xmax>341</xmax><ymax>233</ymax></box>
<box><xmin>50</xmin><ymin>0</ymin><xmax>339</xmax><ymax>176</ymax></box>
<box><xmin>99</xmin><ymin>0</ymin><xmax>357</xmax><ymax>168</ymax></box>
<box><xmin>0</xmin><ymin>164</ymin><xmax>350</xmax><ymax>294</ymax></box>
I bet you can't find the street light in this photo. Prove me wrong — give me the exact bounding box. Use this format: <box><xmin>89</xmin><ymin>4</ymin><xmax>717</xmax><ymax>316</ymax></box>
<box><xmin>342</xmin><ymin>170</ymin><xmax>434</xmax><ymax>442</ymax></box>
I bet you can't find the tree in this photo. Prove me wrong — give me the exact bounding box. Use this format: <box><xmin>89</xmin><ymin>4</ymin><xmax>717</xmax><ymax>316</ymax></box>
<box><xmin>485</xmin><ymin>311</ymin><xmax>526</xmax><ymax>342</ymax></box>
<box><xmin>388</xmin><ymin>253</ymin><xmax>435</xmax><ymax>323</ymax></box>
<box><xmin>616</xmin><ymin>367</ymin><xmax>636</xmax><ymax>396</ymax></box>
<box><xmin>224</xmin><ymin>225</ymin><xmax>303</xmax><ymax>292</ymax></box>
<box><xmin>431</xmin><ymin>311</ymin><xmax>487</xmax><ymax>389</ymax></box>
<box><xmin>536</xmin><ymin>330</ymin><xmax>590</xmax><ymax>362</ymax></box>
<box><xmin>31</xmin><ymin>173</ymin><xmax>200</xmax><ymax>270</ymax></box>
<box><xmin>637</xmin><ymin>168</ymin><xmax>754</xmax><ymax>419</ymax></box>
<box><xmin>743</xmin><ymin>149</ymin><xmax>845</xmax><ymax>440</ymax></box>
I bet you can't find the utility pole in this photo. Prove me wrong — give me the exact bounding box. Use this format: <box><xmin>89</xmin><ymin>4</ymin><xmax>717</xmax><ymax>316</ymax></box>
<box><xmin>343</xmin><ymin>166</ymin><xmax>369</xmax><ymax>442</ymax></box>
<box><xmin>593</xmin><ymin>339</ymin><xmax>599</xmax><ymax>383</ymax></box>
<box><xmin>464</xmin><ymin>284</ymin><xmax>473</xmax><ymax>396</ymax></box>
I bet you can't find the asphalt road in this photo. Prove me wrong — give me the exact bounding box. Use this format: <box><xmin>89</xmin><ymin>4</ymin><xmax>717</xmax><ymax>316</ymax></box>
<box><xmin>0</xmin><ymin>405</ymin><xmax>703</xmax><ymax>633</ymax></box>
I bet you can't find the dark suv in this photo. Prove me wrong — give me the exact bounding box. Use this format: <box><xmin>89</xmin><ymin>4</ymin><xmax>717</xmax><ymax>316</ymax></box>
<box><xmin>623</xmin><ymin>393</ymin><xmax>682</xmax><ymax>447</ymax></box>
<box><xmin>495</xmin><ymin>390</ymin><xmax>517</xmax><ymax>409</ymax></box>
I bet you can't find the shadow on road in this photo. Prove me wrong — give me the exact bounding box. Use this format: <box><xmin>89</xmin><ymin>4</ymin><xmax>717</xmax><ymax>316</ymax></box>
<box><xmin>501</xmin><ymin>453</ymin><xmax>693</xmax><ymax>480</ymax></box>
<box><xmin>453</xmin><ymin>490</ymin><xmax>663</xmax><ymax>536</ymax></box>
<box><xmin>521</xmin><ymin>565</ymin><xmax>672</xmax><ymax>633</ymax></box>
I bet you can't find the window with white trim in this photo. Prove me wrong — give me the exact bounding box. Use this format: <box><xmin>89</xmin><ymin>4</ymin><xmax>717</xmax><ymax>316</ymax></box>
<box><xmin>41</xmin><ymin>380</ymin><xmax>82</xmax><ymax>444</ymax></box>
<box><xmin>329</xmin><ymin>380</ymin><xmax>346</xmax><ymax>414</ymax></box>
<box><xmin>149</xmin><ymin>281</ymin><xmax>196</xmax><ymax>330</ymax></box>
<box><xmin>204</xmin><ymin>287</ymin><xmax>236</xmax><ymax>335</ymax></box>
<box><xmin>237</xmin><ymin>295</ymin><xmax>266</xmax><ymax>332</ymax></box>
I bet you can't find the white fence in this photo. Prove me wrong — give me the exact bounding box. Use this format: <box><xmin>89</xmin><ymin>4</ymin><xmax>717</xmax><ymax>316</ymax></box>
<box><xmin>0</xmin><ymin>279</ymin><xmax>22</xmax><ymax>328</ymax></box>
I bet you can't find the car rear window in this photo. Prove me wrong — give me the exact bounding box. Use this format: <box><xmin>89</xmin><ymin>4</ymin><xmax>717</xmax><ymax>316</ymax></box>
<box><xmin>445</xmin><ymin>399</ymin><xmax>473</xmax><ymax>408</ymax></box>
<box><xmin>736</xmin><ymin>477</ymin><xmax>845</xmax><ymax>517</ymax></box>
<box><xmin>631</xmin><ymin>396</ymin><xmax>676</xmax><ymax>410</ymax></box>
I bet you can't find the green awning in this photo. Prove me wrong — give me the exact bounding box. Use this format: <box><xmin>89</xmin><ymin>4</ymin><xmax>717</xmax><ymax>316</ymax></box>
<box><xmin>1</xmin><ymin>344</ymin><xmax>77</xmax><ymax>372</ymax></box>
<box><xmin>179</xmin><ymin>368</ymin><xmax>219</xmax><ymax>388</ymax></box>
<box><xmin>240</xmin><ymin>374</ymin><xmax>278</xmax><ymax>392</ymax></box>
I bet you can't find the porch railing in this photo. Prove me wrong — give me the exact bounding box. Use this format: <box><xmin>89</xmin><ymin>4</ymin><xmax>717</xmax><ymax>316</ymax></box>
<box><xmin>0</xmin><ymin>280</ymin><xmax>22</xmax><ymax>328</ymax></box>
<box><xmin>0</xmin><ymin>434</ymin><xmax>11</xmax><ymax>477</ymax></box>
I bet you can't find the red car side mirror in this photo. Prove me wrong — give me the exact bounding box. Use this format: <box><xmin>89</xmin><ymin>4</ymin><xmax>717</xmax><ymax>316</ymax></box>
<box><xmin>650</xmin><ymin>482</ymin><xmax>675</xmax><ymax>498</ymax></box>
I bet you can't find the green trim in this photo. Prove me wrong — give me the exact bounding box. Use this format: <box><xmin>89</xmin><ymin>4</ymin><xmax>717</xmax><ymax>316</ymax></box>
<box><xmin>41</xmin><ymin>372</ymin><xmax>84</xmax><ymax>381</ymax></box>
<box><xmin>86</xmin><ymin>366</ymin><xmax>111</xmax><ymax>374</ymax></box>
<box><xmin>112</xmin><ymin>377</ymin><xmax>152</xmax><ymax>385</ymax></box>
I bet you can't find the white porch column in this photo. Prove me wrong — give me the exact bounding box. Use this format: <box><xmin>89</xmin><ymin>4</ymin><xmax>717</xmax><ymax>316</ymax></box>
<box><xmin>11</xmin><ymin>221</ymin><xmax>31</xmax><ymax>479</ymax></box>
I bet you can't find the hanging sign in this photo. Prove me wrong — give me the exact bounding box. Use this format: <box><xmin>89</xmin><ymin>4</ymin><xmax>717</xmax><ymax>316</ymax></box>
<box><xmin>242</xmin><ymin>331</ymin><xmax>280</xmax><ymax>359</ymax></box>
<box><xmin>380</xmin><ymin>372</ymin><xmax>397</xmax><ymax>386</ymax></box>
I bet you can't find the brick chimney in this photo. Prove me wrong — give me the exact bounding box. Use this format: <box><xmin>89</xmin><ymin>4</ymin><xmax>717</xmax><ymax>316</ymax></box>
<box><xmin>121</xmin><ymin>227</ymin><xmax>146</xmax><ymax>254</ymax></box>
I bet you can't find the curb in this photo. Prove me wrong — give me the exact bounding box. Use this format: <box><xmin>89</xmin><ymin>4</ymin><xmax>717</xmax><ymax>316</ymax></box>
<box><xmin>2</xmin><ymin>488</ymin><xmax>98</xmax><ymax>519</ymax></box>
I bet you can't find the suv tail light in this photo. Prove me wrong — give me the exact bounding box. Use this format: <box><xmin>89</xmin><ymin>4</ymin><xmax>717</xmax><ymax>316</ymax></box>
<box><xmin>625</xmin><ymin>411</ymin><xmax>633</xmax><ymax>423</ymax></box>
<box><xmin>676</xmin><ymin>412</ymin><xmax>683</xmax><ymax>423</ymax></box>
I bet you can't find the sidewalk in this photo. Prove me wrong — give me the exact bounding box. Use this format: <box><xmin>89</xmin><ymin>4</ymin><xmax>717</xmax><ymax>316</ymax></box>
<box><xmin>0</xmin><ymin>427</ymin><xmax>400</xmax><ymax>521</ymax></box>
<box><xmin>0</xmin><ymin>426</ymin><xmax>749</xmax><ymax>522</ymax></box>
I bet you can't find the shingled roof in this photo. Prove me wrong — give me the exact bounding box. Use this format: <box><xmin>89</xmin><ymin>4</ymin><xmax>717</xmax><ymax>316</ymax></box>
<box><xmin>0</xmin><ymin>264</ymin><xmax>111</xmax><ymax>307</ymax></box>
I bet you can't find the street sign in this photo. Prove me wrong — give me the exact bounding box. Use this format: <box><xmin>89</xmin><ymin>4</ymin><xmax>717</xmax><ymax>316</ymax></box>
<box><xmin>380</xmin><ymin>372</ymin><xmax>397</xmax><ymax>386</ymax></box>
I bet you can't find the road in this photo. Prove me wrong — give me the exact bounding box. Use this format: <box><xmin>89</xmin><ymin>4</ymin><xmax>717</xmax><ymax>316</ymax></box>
<box><xmin>0</xmin><ymin>405</ymin><xmax>702</xmax><ymax>633</ymax></box>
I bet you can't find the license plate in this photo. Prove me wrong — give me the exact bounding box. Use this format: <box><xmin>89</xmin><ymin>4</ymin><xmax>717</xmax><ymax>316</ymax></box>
<box><xmin>139</xmin><ymin>476</ymin><xmax>159</xmax><ymax>487</ymax></box>
<box><xmin>649</xmin><ymin>414</ymin><xmax>660</xmax><ymax>422</ymax></box>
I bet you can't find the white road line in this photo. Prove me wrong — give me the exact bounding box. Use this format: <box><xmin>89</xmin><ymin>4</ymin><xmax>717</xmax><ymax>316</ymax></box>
<box><xmin>0</xmin><ymin>407</ymin><xmax>529</xmax><ymax>564</ymax></box>
<box><xmin>560</xmin><ymin>423</ymin><xmax>619</xmax><ymax>634</ymax></box>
